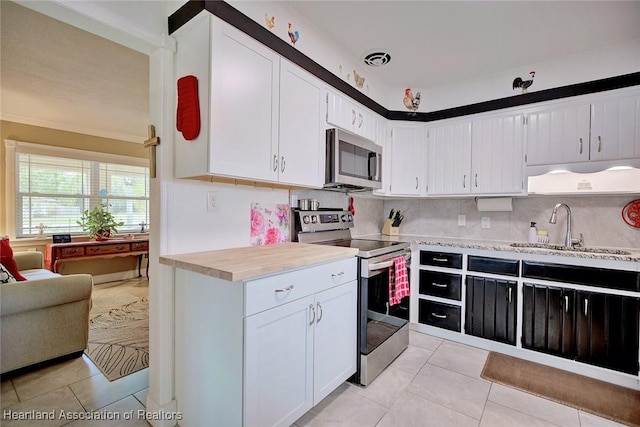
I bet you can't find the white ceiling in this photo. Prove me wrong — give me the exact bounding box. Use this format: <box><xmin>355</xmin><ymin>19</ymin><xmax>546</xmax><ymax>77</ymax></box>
<box><xmin>0</xmin><ymin>1</ymin><xmax>149</xmax><ymax>142</ymax></box>
<box><xmin>288</xmin><ymin>1</ymin><xmax>640</xmax><ymax>91</ymax></box>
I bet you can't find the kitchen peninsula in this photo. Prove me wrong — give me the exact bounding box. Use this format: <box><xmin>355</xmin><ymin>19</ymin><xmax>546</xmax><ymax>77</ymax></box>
<box><xmin>159</xmin><ymin>243</ymin><xmax>358</xmax><ymax>427</ymax></box>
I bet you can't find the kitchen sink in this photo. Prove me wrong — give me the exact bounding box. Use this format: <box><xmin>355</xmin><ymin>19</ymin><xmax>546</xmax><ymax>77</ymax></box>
<box><xmin>509</xmin><ymin>242</ymin><xmax>631</xmax><ymax>255</ymax></box>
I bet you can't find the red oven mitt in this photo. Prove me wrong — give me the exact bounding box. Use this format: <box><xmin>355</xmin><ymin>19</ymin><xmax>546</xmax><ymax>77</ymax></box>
<box><xmin>176</xmin><ymin>75</ymin><xmax>200</xmax><ymax>140</ymax></box>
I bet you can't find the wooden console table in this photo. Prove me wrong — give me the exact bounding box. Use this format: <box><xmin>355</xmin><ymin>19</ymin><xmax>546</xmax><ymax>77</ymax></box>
<box><xmin>45</xmin><ymin>238</ymin><xmax>149</xmax><ymax>276</ymax></box>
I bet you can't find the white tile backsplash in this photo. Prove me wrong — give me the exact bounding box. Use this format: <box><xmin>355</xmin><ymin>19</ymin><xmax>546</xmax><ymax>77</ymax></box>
<box><xmin>292</xmin><ymin>191</ymin><xmax>640</xmax><ymax>249</ymax></box>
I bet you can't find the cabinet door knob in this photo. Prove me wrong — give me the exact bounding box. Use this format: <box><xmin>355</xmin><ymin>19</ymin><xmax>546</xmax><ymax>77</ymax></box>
<box><xmin>275</xmin><ymin>285</ymin><xmax>294</xmax><ymax>293</ymax></box>
<box><xmin>316</xmin><ymin>302</ymin><xmax>323</xmax><ymax>323</ymax></box>
<box><xmin>309</xmin><ymin>304</ymin><xmax>316</xmax><ymax>325</ymax></box>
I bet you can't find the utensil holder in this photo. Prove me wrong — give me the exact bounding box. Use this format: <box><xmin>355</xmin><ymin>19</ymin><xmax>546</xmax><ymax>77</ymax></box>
<box><xmin>381</xmin><ymin>219</ymin><xmax>399</xmax><ymax>236</ymax></box>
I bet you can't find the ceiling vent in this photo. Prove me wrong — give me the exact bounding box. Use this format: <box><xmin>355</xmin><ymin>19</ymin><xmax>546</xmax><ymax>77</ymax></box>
<box><xmin>362</xmin><ymin>51</ymin><xmax>391</xmax><ymax>67</ymax></box>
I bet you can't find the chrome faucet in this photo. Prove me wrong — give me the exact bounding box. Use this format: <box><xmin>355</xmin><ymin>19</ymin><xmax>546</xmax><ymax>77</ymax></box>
<box><xmin>549</xmin><ymin>203</ymin><xmax>581</xmax><ymax>247</ymax></box>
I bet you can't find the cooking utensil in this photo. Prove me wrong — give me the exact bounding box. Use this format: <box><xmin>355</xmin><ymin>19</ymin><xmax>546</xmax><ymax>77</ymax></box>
<box><xmin>298</xmin><ymin>199</ymin><xmax>310</xmax><ymax>210</ymax></box>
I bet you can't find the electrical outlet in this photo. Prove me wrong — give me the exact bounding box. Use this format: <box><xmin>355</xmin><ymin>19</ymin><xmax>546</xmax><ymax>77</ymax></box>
<box><xmin>481</xmin><ymin>216</ymin><xmax>491</xmax><ymax>229</ymax></box>
<box><xmin>206</xmin><ymin>191</ymin><xmax>219</xmax><ymax>212</ymax></box>
<box><xmin>458</xmin><ymin>215</ymin><xmax>466</xmax><ymax>226</ymax></box>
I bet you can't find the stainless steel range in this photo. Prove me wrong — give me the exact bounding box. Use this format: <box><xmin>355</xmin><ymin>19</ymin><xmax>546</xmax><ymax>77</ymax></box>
<box><xmin>292</xmin><ymin>209</ymin><xmax>411</xmax><ymax>386</ymax></box>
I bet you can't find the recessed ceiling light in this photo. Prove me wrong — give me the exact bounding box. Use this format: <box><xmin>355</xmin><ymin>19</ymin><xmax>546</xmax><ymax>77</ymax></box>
<box><xmin>362</xmin><ymin>50</ymin><xmax>391</xmax><ymax>67</ymax></box>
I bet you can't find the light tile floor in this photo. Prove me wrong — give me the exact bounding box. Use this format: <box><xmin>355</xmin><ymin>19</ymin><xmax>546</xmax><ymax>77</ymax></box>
<box><xmin>2</xmin><ymin>328</ymin><xmax>628</xmax><ymax>426</ymax></box>
<box><xmin>294</xmin><ymin>331</ymin><xmax>628</xmax><ymax>427</ymax></box>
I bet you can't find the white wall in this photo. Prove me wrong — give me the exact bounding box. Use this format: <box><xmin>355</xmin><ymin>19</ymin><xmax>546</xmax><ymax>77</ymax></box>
<box><xmin>387</xmin><ymin>38</ymin><xmax>640</xmax><ymax>112</ymax></box>
<box><xmin>166</xmin><ymin>180</ymin><xmax>288</xmax><ymax>254</ymax></box>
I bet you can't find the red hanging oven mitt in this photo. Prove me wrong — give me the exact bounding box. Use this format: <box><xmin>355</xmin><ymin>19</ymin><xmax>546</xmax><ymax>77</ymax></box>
<box><xmin>176</xmin><ymin>75</ymin><xmax>200</xmax><ymax>140</ymax></box>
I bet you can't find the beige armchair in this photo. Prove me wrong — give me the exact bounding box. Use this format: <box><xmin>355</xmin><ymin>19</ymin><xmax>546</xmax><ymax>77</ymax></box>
<box><xmin>1</xmin><ymin>251</ymin><xmax>93</xmax><ymax>374</ymax></box>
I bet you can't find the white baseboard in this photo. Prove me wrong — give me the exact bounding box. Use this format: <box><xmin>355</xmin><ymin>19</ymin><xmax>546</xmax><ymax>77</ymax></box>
<box><xmin>92</xmin><ymin>270</ymin><xmax>145</xmax><ymax>284</ymax></box>
<box><xmin>144</xmin><ymin>396</ymin><xmax>180</xmax><ymax>427</ymax></box>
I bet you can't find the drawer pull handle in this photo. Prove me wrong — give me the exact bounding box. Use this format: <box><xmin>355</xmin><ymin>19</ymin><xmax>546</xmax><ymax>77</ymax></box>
<box><xmin>331</xmin><ymin>272</ymin><xmax>344</xmax><ymax>278</ymax></box>
<box><xmin>432</xmin><ymin>257</ymin><xmax>448</xmax><ymax>262</ymax></box>
<box><xmin>431</xmin><ymin>313</ymin><xmax>447</xmax><ymax>319</ymax></box>
<box><xmin>579</xmin><ymin>137</ymin><xmax>583</xmax><ymax>154</ymax></box>
<box><xmin>508</xmin><ymin>287</ymin><xmax>512</xmax><ymax>303</ymax></box>
<box><xmin>309</xmin><ymin>304</ymin><xmax>315</xmax><ymax>325</ymax></box>
<box><xmin>275</xmin><ymin>285</ymin><xmax>294</xmax><ymax>293</ymax></box>
<box><xmin>431</xmin><ymin>282</ymin><xmax>448</xmax><ymax>288</ymax></box>
<box><xmin>584</xmin><ymin>299</ymin><xmax>589</xmax><ymax>316</ymax></box>
<box><xmin>316</xmin><ymin>302</ymin><xmax>323</xmax><ymax>323</ymax></box>
<box><xmin>565</xmin><ymin>295</ymin><xmax>569</xmax><ymax>313</ymax></box>
<box><xmin>597</xmin><ymin>136</ymin><xmax>602</xmax><ymax>152</ymax></box>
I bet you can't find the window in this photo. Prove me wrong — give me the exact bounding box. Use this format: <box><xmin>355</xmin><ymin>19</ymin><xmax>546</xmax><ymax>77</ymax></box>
<box><xmin>6</xmin><ymin>140</ymin><xmax>149</xmax><ymax>238</ymax></box>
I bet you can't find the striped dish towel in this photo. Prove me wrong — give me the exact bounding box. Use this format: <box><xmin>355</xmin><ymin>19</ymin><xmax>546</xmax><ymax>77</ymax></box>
<box><xmin>389</xmin><ymin>256</ymin><xmax>409</xmax><ymax>306</ymax></box>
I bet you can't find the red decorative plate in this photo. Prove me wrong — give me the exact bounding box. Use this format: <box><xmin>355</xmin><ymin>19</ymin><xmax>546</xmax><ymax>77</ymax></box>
<box><xmin>622</xmin><ymin>199</ymin><xmax>640</xmax><ymax>228</ymax></box>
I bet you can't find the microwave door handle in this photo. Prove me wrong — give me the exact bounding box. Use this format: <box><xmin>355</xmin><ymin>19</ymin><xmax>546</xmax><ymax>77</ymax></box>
<box><xmin>368</xmin><ymin>152</ymin><xmax>377</xmax><ymax>180</ymax></box>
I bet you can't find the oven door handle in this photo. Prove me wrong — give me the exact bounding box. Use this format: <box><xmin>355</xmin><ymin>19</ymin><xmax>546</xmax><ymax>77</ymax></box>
<box><xmin>368</xmin><ymin>253</ymin><xmax>411</xmax><ymax>272</ymax></box>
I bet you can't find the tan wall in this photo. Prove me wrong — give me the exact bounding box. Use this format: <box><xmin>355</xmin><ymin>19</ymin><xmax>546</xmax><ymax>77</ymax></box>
<box><xmin>1</xmin><ymin>120</ymin><xmax>148</xmax><ymax>276</ymax></box>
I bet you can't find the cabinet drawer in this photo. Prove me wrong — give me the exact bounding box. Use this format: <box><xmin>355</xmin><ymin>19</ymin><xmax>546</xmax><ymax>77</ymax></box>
<box><xmin>419</xmin><ymin>251</ymin><xmax>462</xmax><ymax>269</ymax></box>
<box><xmin>59</xmin><ymin>247</ymin><xmax>84</xmax><ymax>258</ymax></box>
<box><xmin>468</xmin><ymin>256</ymin><xmax>519</xmax><ymax>276</ymax></box>
<box><xmin>131</xmin><ymin>241</ymin><xmax>149</xmax><ymax>251</ymax></box>
<box><xmin>522</xmin><ymin>261</ymin><xmax>640</xmax><ymax>292</ymax></box>
<box><xmin>419</xmin><ymin>270</ymin><xmax>461</xmax><ymax>300</ymax></box>
<box><xmin>419</xmin><ymin>300</ymin><xmax>461</xmax><ymax>332</ymax></box>
<box><xmin>245</xmin><ymin>258</ymin><xmax>357</xmax><ymax>316</ymax></box>
<box><xmin>86</xmin><ymin>243</ymin><xmax>130</xmax><ymax>255</ymax></box>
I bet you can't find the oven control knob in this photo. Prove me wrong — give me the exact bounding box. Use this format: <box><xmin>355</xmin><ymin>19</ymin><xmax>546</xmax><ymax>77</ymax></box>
<box><xmin>341</xmin><ymin>215</ymin><xmax>347</xmax><ymax>222</ymax></box>
<box><xmin>302</xmin><ymin>215</ymin><xmax>311</xmax><ymax>224</ymax></box>
<box><xmin>311</xmin><ymin>215</ymin><xmax>318</xmax><ymax>224</ymax></box>
<box><xmin>347</xmin><ymin>214</ymin><xmax>353</xmax><ymax>221</ymax></box>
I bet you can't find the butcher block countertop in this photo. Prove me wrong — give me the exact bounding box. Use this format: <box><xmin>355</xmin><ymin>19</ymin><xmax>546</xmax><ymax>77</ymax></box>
<box><xmin>159</xmin><ymin>242</ymin><xmax>358</xmax><ymax>282</ymax></box>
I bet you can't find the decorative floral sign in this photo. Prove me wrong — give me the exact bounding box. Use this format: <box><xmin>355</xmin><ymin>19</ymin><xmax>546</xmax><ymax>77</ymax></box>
<box><xmin>250</xmin><ymin>203</ymin><xmax>290</xmax><ymax>246</ymax></box>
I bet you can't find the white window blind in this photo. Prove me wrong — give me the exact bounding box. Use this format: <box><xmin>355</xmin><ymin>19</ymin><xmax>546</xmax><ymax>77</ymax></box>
<box><xmin>12</xmin><ymin>144</ymin><xmax>149</xmax><ymax>238</ymax></box>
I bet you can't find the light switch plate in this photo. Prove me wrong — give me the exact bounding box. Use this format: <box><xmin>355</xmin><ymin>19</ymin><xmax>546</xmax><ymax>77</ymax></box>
<box><xmin>481</xmin><ymin>217</ymin><xmax>490</xmax><ymax>229</ymax></box>
<box><xmin>458</xmin><ymin>215</ymin><xmax>466</xmax><ymax>226</ymax></box>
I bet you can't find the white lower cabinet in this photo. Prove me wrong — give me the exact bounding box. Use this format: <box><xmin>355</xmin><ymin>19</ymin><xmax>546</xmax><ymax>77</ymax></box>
<box><xmin>174</xmin><ymin>257</ymin><xmax>357</xmax><ymax>427</ymax></box>
<box><xmin>244</xmin><ymin>280</ymin><xmax>357</xmax><ymax>427</ymax></box>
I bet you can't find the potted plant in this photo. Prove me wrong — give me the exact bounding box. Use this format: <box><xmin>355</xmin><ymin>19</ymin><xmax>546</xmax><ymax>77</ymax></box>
<box><xmin>77</xmin><ymin>204</ymin><xmax>124</xmax><ymax>240</ymax></box>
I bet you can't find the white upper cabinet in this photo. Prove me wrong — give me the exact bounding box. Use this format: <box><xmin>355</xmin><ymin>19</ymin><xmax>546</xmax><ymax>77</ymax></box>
<box><xmin>590</xmin><ymin>93</ymin><xmax>640</xmax><ymax>161</ymax></box>
<box><xmin>525</xmin><ymin>89</ymin><xmax>640</xmax><ymax>168</ymax></box>
<box><xmin>389</xmin><ymin>124</ymin><xmax>426</xmax><ymax>196</ymax></box>
<box><xmin>427</xmin><ymin>121</ymin><xmax>472</xmax><ymax>195</ymax></box>
<box><xmin>327</xmin><ymin>91</ymin><xmax>379</xmax><ymax>143</ymax></box>
<box><xmin>471</xmin><ymin>113</ymin><xmax>525</xmax><ymax>195</ymax></box>
<box><xmin>173</xmin><ymin>13</ymin><xmax>325</xmax><ymax>188</ymax></box>
<box><xmin>526</xmin><ymin>103</ymin><xmax>591</xmax><ymax>165</ymax></box>
<box><xmin>209</xmin><ymin>17</ymin><xmax>280</xmax><ymax>182</ymax></box>
<box><xmin>278</xmin><ymin>60</ymin><xmax>325</xmax><ymax>187</ymax></box>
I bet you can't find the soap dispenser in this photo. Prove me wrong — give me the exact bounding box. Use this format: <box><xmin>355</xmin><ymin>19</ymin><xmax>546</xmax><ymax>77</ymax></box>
<box><xmin>528</xmin><ymin>222</ymin><xmax>538</xmax><ymax>243</ymax></box>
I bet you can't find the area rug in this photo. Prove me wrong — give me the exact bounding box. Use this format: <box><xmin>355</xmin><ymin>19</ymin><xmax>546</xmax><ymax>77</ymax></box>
<box><xmin>481</xmin><ymin>352</ymin><xmax>640</xmax><ymax>426</ymax></box>
<box><xmin>85</xmin><ymin>279</ymin><xmax>149</xmax><ymax>381</ymax></box>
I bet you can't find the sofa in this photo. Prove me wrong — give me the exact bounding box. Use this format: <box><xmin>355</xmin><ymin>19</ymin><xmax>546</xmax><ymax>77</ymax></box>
<box><xmin>1</xmin><ymin>251</ymin><xmax>93</xmax><ymax>374</ymax></box>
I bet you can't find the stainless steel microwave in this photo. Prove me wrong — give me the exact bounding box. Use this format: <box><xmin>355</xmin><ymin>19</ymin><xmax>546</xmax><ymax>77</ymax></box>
<box><xmin>325</xmin><ymin>128</ymin><xmax>382</xmax><ymax>190</ymax></box>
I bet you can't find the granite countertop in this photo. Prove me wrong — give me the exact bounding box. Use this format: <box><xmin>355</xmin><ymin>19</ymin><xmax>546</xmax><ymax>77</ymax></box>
<box><xmin>159</xmin><ymin>242</ymin><xmax>358</xmax><ymax>281</ymax></box>
<box><xmin>365</xmin><ymin>234</ymin><xmax>640</xmax><ymax>262</ymax></box>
